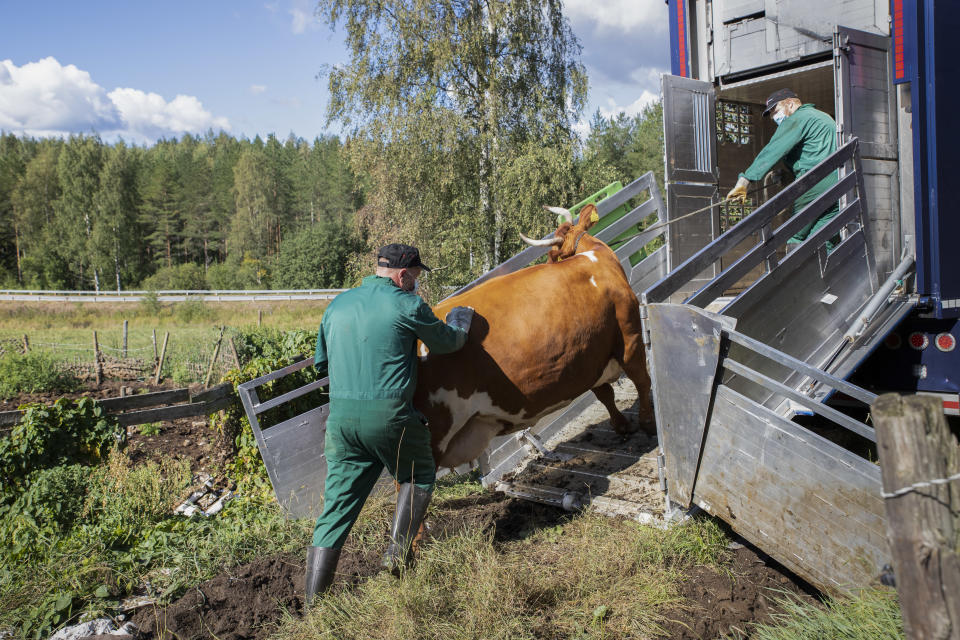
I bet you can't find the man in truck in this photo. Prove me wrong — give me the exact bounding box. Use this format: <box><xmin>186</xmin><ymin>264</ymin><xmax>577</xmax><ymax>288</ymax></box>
<box><xmin>725</xmin><ymin>89</ymin><xmax>840</xmax><ymax>251</ymax></box>
<box><xmin>305</xmin><ymin>243</ymin><xmax>473</xmax><ymax>604</ymax></box>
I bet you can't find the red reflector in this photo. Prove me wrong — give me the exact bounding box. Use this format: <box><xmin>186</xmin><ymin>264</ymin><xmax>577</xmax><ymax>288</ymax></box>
<box><xmin>908</xmin><ymin>332</ymin><xmax>929</xmax><ymax>350</ymax></box>
<box><xmin>884</xmin><ymin>333</ymin><xmax>902</xmax><ymax>349</ymax></box>
<box><xmin>935</xmin><ymin>333</ymin><xmax>956</xmax><ymax>352</ymax></box>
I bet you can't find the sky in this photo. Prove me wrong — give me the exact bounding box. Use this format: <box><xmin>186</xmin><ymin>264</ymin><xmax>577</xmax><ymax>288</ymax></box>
<box><xmin>0</xmin><ymin>0</ymin><xmax>670</xmax><ymax>146</ymax></box>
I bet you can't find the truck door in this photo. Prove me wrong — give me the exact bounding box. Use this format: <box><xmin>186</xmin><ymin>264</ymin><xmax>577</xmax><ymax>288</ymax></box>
<box><xmin>661</xmin><ymin>74</ymin><xmax>719</xmax><ymax>300</ymax></box>
<box><xmin>834</xmin><ymin>26</ymin><xmax>900</xmax><ymax>279</ymax></box>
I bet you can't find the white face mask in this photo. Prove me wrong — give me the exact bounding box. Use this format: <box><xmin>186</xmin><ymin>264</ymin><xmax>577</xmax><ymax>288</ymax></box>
<box><xmin>773</xmin><ymin>111</ymin><xmax>787</xmax><ymax>126</ymax></box>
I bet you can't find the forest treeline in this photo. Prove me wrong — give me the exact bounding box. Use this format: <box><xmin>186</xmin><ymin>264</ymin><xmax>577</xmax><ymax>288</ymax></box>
<box><xmin>0</xmin><ymin>105</ymin><xmax>663</xmax><ymax>295</ymax></box>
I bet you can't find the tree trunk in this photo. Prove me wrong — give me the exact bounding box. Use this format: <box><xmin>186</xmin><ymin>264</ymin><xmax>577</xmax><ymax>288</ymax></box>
<box><xmin>872</xmin><ymin>393</ymin><xmax>960</xmax><ymax>640</ymax></box>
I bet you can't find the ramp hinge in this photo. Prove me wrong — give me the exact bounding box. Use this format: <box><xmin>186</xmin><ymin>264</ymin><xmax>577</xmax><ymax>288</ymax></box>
<box><xmin>640</xmin><ymin>305</ymin><xmax>652</xmax><ymax>348</ymax></box>
<box><xmin>657</xmin><ymin>452</ymin><xmax>667</xmax><ymax>492</ymax></box>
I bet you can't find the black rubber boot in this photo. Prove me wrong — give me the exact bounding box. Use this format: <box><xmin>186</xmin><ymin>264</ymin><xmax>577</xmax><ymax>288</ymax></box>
<box><xmin>304</xmin><ymin>546</ymin><xmax>341</xmax><ymax>605</ymax></box>
<box><xmin>382</xmin><ymin>483</ymin><xmax>432</xmax><ymax>576</ymax></box>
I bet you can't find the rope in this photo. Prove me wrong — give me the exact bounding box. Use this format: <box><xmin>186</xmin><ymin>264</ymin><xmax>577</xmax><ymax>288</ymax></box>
<box><xmin>881</xmin><ymin>471</ymin><xmax>960</xmax><ymax>499</ymax></box>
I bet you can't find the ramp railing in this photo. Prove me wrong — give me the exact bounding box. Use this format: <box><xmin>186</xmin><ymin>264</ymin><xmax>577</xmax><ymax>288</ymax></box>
<box><xmin>643</xmin><ymin>137</ymin><xmax>871</xmax><ymax>306</ymax></box>
<box><xmin>237</xmin><ymin>172</ymin><xmax>669</xmax><ymax>516</ymax></box>
<box><xmin>645</xmin><ymin>303</ymin><xmax>888</xmax><ymax>592</ymax></box>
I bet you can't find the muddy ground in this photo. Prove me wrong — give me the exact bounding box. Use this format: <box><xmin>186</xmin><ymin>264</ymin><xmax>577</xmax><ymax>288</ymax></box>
<box><xmin>6</xmin><ymin>382</ymin><xmax>818</xmax><ymax>639</ymax></box>
<box><xmin>127</xmin><ymin>491</ymin><xmax>814</xmax><ymax>640</ymax></box>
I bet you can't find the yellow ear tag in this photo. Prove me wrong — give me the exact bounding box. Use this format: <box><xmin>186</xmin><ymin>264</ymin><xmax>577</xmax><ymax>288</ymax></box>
<box><xmin>589</xmin><ymin>211</ymin><xmax>599</xmax><ymax>223</ymax></box>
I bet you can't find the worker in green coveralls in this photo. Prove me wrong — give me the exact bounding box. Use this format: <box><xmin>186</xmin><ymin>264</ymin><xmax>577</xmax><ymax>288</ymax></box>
<box><xmin>304</xmin><ymin>243</ymin><xmax>474</xmax><ymax>603</ymax></box>
<box><xmin>726</xmin><ymin>88</ymin><xmax>840</xmax><ymax>251</ymax></box>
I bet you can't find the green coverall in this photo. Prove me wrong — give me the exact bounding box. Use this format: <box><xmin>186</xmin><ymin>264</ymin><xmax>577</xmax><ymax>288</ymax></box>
<box><xmin>740</xmin><ymin>104</ymin><xmax>840</xmax><ymax>249</ymax></box>
<box><xmin>311</xmin><ymin>275</ymin><xmax>468</xmax><ymax>549</ymax></box>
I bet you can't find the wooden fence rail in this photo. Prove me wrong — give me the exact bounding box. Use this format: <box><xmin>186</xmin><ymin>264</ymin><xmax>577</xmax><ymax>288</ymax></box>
<box><xmin>0</xmin><ymin>382</ymin><xmax>235</xmax><ymax>428</ymax></box>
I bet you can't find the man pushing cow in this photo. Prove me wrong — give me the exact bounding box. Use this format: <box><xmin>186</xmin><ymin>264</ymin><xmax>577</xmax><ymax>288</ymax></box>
<box><xmin>307</xmin><ymin>204</ymin><xmax>655</xmax><ymax>601</ymax></box>
<box><xmin>306</xmin><ymin>243</ymin><xmax>474</xmax><ymax>603</ymax></box>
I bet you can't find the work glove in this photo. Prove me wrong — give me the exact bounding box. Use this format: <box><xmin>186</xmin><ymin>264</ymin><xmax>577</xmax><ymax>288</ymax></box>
<box><xmin>445</xmin><ymin>306</ymin><xmax>474</xmax><ymax>334</ymax></box>
<box><xmin>726</xmin><ymin>176</ymin><xmax>750</xmax><ymax>204</ymax></box>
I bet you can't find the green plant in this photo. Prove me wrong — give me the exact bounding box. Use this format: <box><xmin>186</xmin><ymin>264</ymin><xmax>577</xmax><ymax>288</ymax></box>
<box><xmin>0</xmin><ymin>397</ymin><xmax>123</xmax><ymax>503</ymax></box>
<box><xmin>0</xmin><ymin>351</ymin><xmax>80</xmax><ymax>400</ymax></box>
<box><xmin>139</xmin><ymin>290</ymin><xmax>161</xmax><ymax>315</ymax></box>
<box><xmin>730</xmin><ymin>587</ymin><xmax>903</xmax><ymax>640</ymax></box>
<box><xmin>138</xmin><ymin>422</ymin><xmax>161</xmax><ymax>436</ymax></box>
<box><xmin>171</xmin><ymin>362</ymin><xmax>196</xmax><ymax>386</ymax></box>
<box><xmin>174</xmin><ymin>298</ymin><xmax>212</xmax><ymax>323</ymax></box>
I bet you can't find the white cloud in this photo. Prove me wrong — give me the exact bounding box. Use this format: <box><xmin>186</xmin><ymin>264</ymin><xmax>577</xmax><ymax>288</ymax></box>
<box><xmin>0</xmin><ymin>57</ymin><xmax>229</xmax><ymax>143</ymax></box>
<box><xmin>598</xmin><ymin>90</ymin><xmax>659</xmax><ymax>119</ymax></box>
<box><xmin>250</xmin><ymin>84</ymin><xmax>267</xmax><ymax>94</ymax></box>
<box><xmin>290</xmin><ymin>8</ymin><xmax>309</xmax><ymax>34</ymax></box>
<box><xmin>565</xmin><ymin>0</ymin><xmax>667</xmax><ymax>33</ymax></box>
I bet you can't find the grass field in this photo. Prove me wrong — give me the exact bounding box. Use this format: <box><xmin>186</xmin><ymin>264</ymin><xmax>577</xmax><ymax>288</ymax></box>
<box><xmin>0</xmin><ymin>299</ymin><xmax>330</xmax><ymax>385</ymax></box>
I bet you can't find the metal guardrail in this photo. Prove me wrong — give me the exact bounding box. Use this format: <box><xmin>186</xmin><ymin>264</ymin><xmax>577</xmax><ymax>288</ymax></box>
<box><xmin>0</xmin><ymin>289</ymin><xmax>346</xmax><ymax>302</ymax></box>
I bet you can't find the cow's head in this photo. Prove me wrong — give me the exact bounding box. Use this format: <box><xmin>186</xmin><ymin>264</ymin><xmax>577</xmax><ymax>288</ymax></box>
<box><xmin>519</xmin><ymin>203</ymin><xmax>601</xmax><ymax>262</ymax></box>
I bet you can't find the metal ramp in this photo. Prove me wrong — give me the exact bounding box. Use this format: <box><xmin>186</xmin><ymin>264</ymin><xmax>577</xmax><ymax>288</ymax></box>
<box><xmin>238</xmin><ymin>172</ymin><xmax>671</xmax><ymax>519</ymax></box>
<box><xmin>643</xmin><ymin>138</ymin><xmax>916</xmax><ymax>410</ymax></box>
<box><xmin>639</xmin><ymin>139</ymin><xmax>906</xmax><ymax>591</ymax></box>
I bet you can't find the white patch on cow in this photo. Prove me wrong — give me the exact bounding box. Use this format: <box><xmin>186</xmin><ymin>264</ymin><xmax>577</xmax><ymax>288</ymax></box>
<box><xmin>589</xmin><ymin>275</ymin><xmax>598</xmax><ymax>288</ymax></box>
<box><xmin>580</xmin><ymin>250</ymin><xmax>599</xmax><ymax>263</ymax></box>
<box><xmin>595</xmin><ymin>358</ymin><xmax>622</xmax><ymax>386</ymax></box>
<box><xmin>428</xmin><ymin>388</ymin><xmax>524</xmax><ymax>455</ymax></box>
<box><xmin>418</xmin><ymin>343</ymin><xmax>428</xmax><ymax>358</ymax></box>
<box><xmin>437</xmin><ymin>416</ymin><xmax>503</xmax><ymax>469</ymax></box>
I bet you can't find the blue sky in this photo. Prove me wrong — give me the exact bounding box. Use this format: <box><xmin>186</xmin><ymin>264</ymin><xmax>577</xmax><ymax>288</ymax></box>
<box><xmin>0</xmin><ymin>0</ymin><xmax>670</xmax><ymax>145</ymax></box>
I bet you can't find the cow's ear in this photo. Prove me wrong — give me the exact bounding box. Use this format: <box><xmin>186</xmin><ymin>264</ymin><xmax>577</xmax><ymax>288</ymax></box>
<box><xmin>578</xmin><ymin>204</ymin><xmax>600</xmax><ymax>230</ymax></box>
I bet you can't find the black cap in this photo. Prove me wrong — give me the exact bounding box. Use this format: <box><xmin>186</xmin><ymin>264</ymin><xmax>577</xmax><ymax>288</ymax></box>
<box><xmin>762</xmin><ymin>88</ymin><xmax>798</xmax><ymax>116</ymax></box>
<box><xmin>377</xmin><ymin>243</ymin><xmax>431</xmax><ymax>271</ymax></box>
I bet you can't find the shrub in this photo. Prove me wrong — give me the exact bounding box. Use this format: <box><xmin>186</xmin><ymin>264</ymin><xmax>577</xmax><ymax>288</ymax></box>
<box><xmin>0</xmin><ymin>351</ymin><xmax>80</xmax><ymax>400</ymax></box>
<box><xmin>273</xmin><ymin>218</ymin><xmax>363</xmax><ymax>289</ymax></box>
<box><xmin>206</xmin><ymin>258</ymin><xmax>267</xmax><ymax>290</ymax></box>
<box><xmin>0</xmin><ymin>397</ymin><xmax>123</xmax><ymax>503</ymax></box>
<box><xmin>138</xmin><ymin>290</ymin><xmax>161</xmax><ymax>315</ymax></box>
<box><xmin>140</xmin><ymin>263</ymin><xmax>207</xmax><ymax>291</ymax></box>
<box><xmin>174</xmin><ymin>297</ymin><xmax>213</xmax><ymax>323</ymax></box>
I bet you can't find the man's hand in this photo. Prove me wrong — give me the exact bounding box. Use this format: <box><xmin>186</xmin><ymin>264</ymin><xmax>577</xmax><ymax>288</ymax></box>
<box><xmin>726</xmin><ymin>177</ymin><xmax>750</xmax><ymax>204</ymax></box>
<box><xmin>445</xmin><ymin>306</ymin><xmax>474</xmax><ymax>334</ymax></box>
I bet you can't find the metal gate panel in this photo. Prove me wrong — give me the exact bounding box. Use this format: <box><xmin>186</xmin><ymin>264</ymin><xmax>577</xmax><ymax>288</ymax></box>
<box><xmin>666</xmin><ymin>182</ymin><xmax>719</xmax><ymax>297</ymax></box>
<box><xmin>835</xmin><ymin>26</ymin><xmax>900</xmax><ymax>278</ymax></box>
<box><xmin>645</xmin><ymin>304</ymin><xmax>733</xmax><ymax>506</ymax></box>
<box><xmin>662</xmin><ymin>75</ymin><xmax>717</xmax><ymax>184</ymax></box>
<box><xmin>694</xmin><ymin>384</ymin><xmax>888</xmax><ymax>591</ymax></box>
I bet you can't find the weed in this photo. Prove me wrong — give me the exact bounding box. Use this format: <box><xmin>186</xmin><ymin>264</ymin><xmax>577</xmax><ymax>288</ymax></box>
<box><xmin>0</xmin><ymin>351</ymin><xmax>79</xmax><ymax>399</ymax></box>
<box><xmin>174</xmin><ymin>298</ymin><xmax>212</xmax><ymax>324</ymax></box>
<box><xmin>139</xmin><ymin>291</ymin><xmax>161</xmax><ymax>316</ymax></box>
<box><xmin>138</xmin><ymin>422</ymin><xmax>161</xmax><ymax>436</ymax></box>
<box><xmin>727</xmin><ymin>587</ymin><xmax>903</xmax><ymax>640</ymax></box>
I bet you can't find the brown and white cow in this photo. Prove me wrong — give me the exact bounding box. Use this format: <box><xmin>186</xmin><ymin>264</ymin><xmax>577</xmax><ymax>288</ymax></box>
<box><xmin>414</xmin><ymin>203</ymin><xmax>655</xmax><ymax>470</ymax></box>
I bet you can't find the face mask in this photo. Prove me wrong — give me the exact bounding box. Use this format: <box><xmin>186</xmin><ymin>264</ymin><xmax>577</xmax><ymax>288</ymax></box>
<box><xmin>773</xmin><ymin>111</ymin><xmax>787</xmax><ymax>126</ymax></box>
<box><xmin>401</xmin><ymin>273</ymin><xmax>419</xmax><ymax>293</ymax></box>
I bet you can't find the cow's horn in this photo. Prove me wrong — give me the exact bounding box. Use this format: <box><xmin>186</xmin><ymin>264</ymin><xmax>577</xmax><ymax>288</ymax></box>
<box><xmin>519</xmin><ymin>232</ymin><xmax>563</xmax><ymax>247</ymax></box>
<box><xmin>543</xmin><ymin>205</ymin><xmax>573</xmax><ymax>224</ymax></box>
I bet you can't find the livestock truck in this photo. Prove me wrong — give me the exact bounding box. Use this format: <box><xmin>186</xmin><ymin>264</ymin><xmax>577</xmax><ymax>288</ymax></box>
<box><xmin>238</xmin><ymin>0</ymin><xmax>957</xmax><ymax>594</ymax></box>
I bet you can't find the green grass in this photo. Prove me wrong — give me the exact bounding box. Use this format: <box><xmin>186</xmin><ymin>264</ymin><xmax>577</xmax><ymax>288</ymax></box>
<box><xmin>728</xmin><ymin>587</ymin><xmax>903</xmax><ymax>640</ymax></box>
<box><xmin>0</xmin><ymin>298</ymin><xmax>329</xmax><ymax>386</ymax></box>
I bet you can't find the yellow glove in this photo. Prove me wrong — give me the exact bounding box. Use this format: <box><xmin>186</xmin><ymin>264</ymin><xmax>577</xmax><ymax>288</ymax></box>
<box><xmin>726</xmin><ymin>177</ymin><xmax>749</xmax><ymax>204</ymax></box>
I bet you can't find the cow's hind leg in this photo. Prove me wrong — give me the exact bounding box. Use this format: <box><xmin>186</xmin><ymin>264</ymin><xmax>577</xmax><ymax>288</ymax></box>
<box><xmin>619</xmin><ymin>333</ymin><xmax>657</xmax><ymax>437</ymax></box>
<box><xmin>592</xmin><ymin>383</ymin><xmax>634</xmax><ymax>435</ymax></box>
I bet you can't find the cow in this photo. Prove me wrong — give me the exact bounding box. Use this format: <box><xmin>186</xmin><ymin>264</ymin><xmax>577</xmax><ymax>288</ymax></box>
<box><xmin>413</xmin><ymin>202</ymin><xmax>655</xmax><ymax>471</ymax></box>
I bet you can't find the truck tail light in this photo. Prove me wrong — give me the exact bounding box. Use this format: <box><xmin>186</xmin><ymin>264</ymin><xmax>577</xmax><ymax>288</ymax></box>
<box><xmin>935</xmin><ymin>333</ymin><xmax>956</xmax><ymax>352</ymax></box>
<box><xmin>908</xmin><ymin>332</ymin><xmax>929</xmax><ymax>350</ymax></box>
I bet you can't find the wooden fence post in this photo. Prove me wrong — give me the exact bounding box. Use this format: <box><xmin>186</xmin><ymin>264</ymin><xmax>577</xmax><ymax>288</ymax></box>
<box><xmin>92</xmin><ymin>330</ymin><xmax>103</xmax><ymax>386</ymax></box>
<box><xmin>873</xmin><ymin>393</ymin><xmax>960</xmax><ymax>640</ymax></box>
<box><xmin>152</xmin><ymin>329</ymin><xmax>159</xmax><ymax>366</ymax></box>
<box><xmin>154</xmin><ymin>332</ymin><xmax>170</xmax><ymax>385</ymax></box>
<box><xmin>204</xmin><ymin>327</ymin><xmax>224</xmax><ymax>388</ymax></box>
<box><xmin>21</xmin><ymin>334</ymin><xmax>29</xmax><ymax>354</ymax></box>
<box><xmin>122</xmin><ymin>319</ymin><xmax>128</xmax><ymax>359</ymax></box>
<box><xmin>228</xmin><ymin>336</ymin><xmax>242</xmax><ymax>369</ymax></box>
<box><xmin>258</xmin><ymin>309</ymin><xmax>263</xmax><ymax>327</ymax></box>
